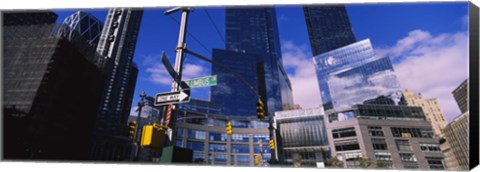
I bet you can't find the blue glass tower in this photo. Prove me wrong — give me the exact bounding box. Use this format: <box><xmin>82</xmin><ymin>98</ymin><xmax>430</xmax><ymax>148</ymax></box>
<box><xmin>211</xmin><ymin>7</ymin><xmax>293</xmax><ymax>117</ymax></box>
<box><xmin>304</xmin><ymin>5</ymin><xmax>357</xmax><ymax>56</ymax></box>
<box><xmin>313</xmin><ymin>39</ymin><xmax>402</xmax><ymax>110</ymax></box>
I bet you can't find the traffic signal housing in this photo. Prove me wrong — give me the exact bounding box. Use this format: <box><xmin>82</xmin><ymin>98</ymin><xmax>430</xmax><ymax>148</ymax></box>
<box><xmin>128</xmin><ymin>121</ymin><xmax>137</xmax><ymax>139</ymax></box>
<box><xmin>254</xmin><ymin>155</ymin><xmax>260</xmax><ymax>165</ymax></box>
<box><xmin>269</xmin><ymin>139</ymin><xmax>275</xmax><ymax>150</ymax></box>
<box><xmin>256</xmin><ymin>100</ymin><xmax>265</xmax><ymax>120</ymax></box>
<box><xmin>140</xmin><ymin>123</ymin><xmax>166</xmax><ymax>152</ymax></box>
<box><xmin>226</xmin><ymin>121</ymin><xmax>233</xmax><ymax>135</ymax></box>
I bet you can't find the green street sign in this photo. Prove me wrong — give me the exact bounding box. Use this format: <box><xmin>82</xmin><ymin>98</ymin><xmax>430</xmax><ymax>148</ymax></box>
<box><xmin>184</xmin><ymin>75</ymin><xmax>217</xmax><ymax>88</ymax></box>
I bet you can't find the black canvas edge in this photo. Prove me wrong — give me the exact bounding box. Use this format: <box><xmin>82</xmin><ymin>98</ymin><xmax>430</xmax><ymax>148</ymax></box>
<box><xmin>469</xmin><ymin>1</ymin><xmax>479</xmax><ymax>171</ymax></box>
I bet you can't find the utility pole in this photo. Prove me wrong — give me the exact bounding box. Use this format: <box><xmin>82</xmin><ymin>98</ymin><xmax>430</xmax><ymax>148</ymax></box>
<box><xmin>131</xmin><ymin>91</ymin><xmax>146</xmax><ymax>161</ymax></box>
<box><xmin>163</xmin><ymin>7</ymin><xmax>191</xmax><ymax>143</ymax></box>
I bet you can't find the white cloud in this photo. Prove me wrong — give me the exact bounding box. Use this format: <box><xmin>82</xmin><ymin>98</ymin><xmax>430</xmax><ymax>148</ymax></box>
<box><xmin>281</xmin><ymin>41</ymin><xmax>322</xmax><ymax>108</ymax></box>
<box><xmin>383</xmin><ymin>30</ymin><xmax>469</xmax><ymax>123</ymax></box>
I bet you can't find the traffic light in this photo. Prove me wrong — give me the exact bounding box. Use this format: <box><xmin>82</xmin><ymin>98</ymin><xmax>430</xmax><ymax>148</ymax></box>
<box><xmin>256</xmin><ymin>100</ymin><xmax>265</xmax><ymax>120</ymax></box>
<box><xmin>254</xmin><ymin>155</ymin><xmax>260</xmax><ymax>165</ymax></box>
<box><xmin>140</xmin><ymin>124</ymin><xmax>166</xmax><ymax>152</ymax></box>
<box><xmin>128</xmin><ymin>121</ymin><xmax>137</xmax><ymax>139</ymax></box>
<box><xmin>269</xmin><ymin>139</ymin><xmax>275</xmax><ymax>150</ymax></box>
<box><xmin>226</xmin><ymin>121</ymin><xmax>233</xmax><ymax>135</ymax></box>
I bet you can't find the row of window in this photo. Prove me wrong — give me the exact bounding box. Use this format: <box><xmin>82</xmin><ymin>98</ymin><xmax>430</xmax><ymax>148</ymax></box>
<box><xmin>331</xmin><ymin>126</ymin><xmax>434</xmax><ymax>139</ymax></box>
<box><xmin>373</xmin><ymin>152</ymin><xmax>443</xmax><ymax>170</ymax></box>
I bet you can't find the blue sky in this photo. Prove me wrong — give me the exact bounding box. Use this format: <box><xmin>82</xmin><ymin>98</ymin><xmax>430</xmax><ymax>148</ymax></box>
<box><xmin>54</xmin><ymin>2</ymin><xmax>469</xmax><ymax>123</ymax></box>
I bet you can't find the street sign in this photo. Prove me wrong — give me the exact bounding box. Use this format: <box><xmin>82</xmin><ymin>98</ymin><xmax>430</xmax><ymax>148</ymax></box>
<box><xmin>161</xmin><ymin>52</ymin><xmax>181</xmax><ymax>84</ymax></box>
<box><xmin>154</xmin><ymin>91</ymin><xmax>190</xmax><ymax>106</ymax></box>
<box><xmin>185</xmin><ymin>75</ymin><xmax>217</xmax><ymax>88</ymax></box>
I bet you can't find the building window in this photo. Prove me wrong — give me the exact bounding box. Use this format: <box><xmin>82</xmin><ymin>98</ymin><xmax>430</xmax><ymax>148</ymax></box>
<box><xmin>344</xmin><ymin>152</ymin><xmax>362</xmax><ymax>168</ymax></box>
<box><xmin>368</xmin><ymin>126</ymin><xmax>384</xmax><ymax>136</ymax></box>
<box><xmin>391</xmin><ymin>127</ymin><xmax>434</xmax><ymax>138</ymax></box>
<box><xmin>231</xmin><ymin>144</ymin><xmax>249</xmax><ymax>153</ymax></box>
<box><xmin>209</xmin><ymin>132</ymin><xmax>227</xmax><ymax>142</ymax></box>
<box><xmin>419</xmin><ymin>143</ymin><xmax>441</xmax><ymax>152</ymax></box>
<box><xmin>186</xmin><ymin>141</ymin><xmax>205</xmax><ymax>151</ymax></box>
<box><xmin>399</xmin><ymin>153</ymin><xmax>417</xmax><ymax>162</ymax></box>
<box><xmin>332</xmin><ymin>127</ymin><xmax>356</xmax><ymax>138</ymax></box>
<box><xmin>231</xmin><ymin>134</ymin><xmax>250</xmax><ymax>142</ymax></box>
<box><xmin>395</xmin><ymin>139</ymin><xmax>412</xmax><ymax>151</ymax></box>
<box><xmin>371</xmin><ymin>138</ymin><xmax>388</xmax><ymax>150</ymax></box>
<box><xmin>209</xmin><ymin>143</ymin><xmax>226</xmax><ymax>152</ymax></box>
<box><xmin>335</xmin><ymin>139</ymin><xmax>360</xmax><ymax>151</ymax></box>
<box><xmin>375</xmin><ymin>152</ymin><xmax>393</xmax><ymax>169</ymax></box>
<box><xmin>426</xmin><ymin>157</ymin><xmax>445</xmax><ymax>170</ymax></box>
<box><xmin>188</xmin><ymin>129</ymin><xmax>206</xmax><ymax>140</ymax></box>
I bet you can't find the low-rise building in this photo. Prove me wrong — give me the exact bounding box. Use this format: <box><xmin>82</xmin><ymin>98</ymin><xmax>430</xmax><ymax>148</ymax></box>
<box><xmin>325</xmin><ymin>98</ymin><xmax>445</xmax><ymax>170</ymax></box>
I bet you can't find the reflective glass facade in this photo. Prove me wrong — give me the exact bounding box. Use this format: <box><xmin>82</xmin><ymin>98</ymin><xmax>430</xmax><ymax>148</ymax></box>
<box><xmin>211</xmin><ymin>49</ymin><xmax>260</xmax><ymax>116</ymax></box>
<box><xmin>303</xmin><ymin>5</ymin><xmax>357</xmax><ymax>56</ymax></box>
<box><xmin>313</xmin><ymin>39</ymin><xmax>401</xmax><ymax>110</ymax></box>
<box><xmin>59</xmin><ymin>11</ymin><xmax>104</xmax><ymax>47</ymax></box>
<box><xmin>214</xmin><ymin>7</ymin><xmax>293</xmax><ymax>117</ymax></box>
<box><xmin>275</xmin><ymin>107</ymin><xmax>329</xmax><ymax>166</ymax></box>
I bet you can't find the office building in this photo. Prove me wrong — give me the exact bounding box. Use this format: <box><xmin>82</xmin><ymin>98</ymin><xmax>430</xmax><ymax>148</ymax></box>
<box><xmin>59</xmin><ymin>11</ymin><xmax>103</xmax><ymax>47</ymax></box>
<box><xmin>3</xmin><ymin>12</ymin><xmax>105</xmax><ymax>159</ymax></box>
<box><xmin>89</xmin><ymin>8</ymin><xmax>143</xmax><ymax>161</ymax></box>
<box><xmin>3</xmin><ymin>11</ymin><xmax>57</xmax><ymax>26</ymax></box>
<box><xmin>440</xmin><ymin>78</ymin><xmax>469</xmax><ymax>170</ymax></box>
<box><xmin>213</xmin><ymin>7</ymin><xmax>293</xmax><ymax>117</ymax></box>
<box><xmin>211</xmin><ymin>49</ymin><xmax>262</xmax><ymax>116</ymax></box>
<box><xmin>173</xmin><ymin>110</ymin><xmax>271</xmax><ymax>166</ymax></box>
<box><xmin>274</xmin><ymin>107</ymin><xmax>330</xmax><ymax>166</ymax></box>
<box><xmin>452</xmin><ymin>79</ymin><xmax>469</xmax><ymax>113</ymax></box>
<box><xmin>303</xmin><ymin>5</ymin><xmax>357</xmax><ymax>56</ymax></box>
<box><xmin>441</xmin><ymin>112</ymin><xmax>469</xmax><ymax>170</ymax></box>
<box><xmin>179</xmin><ymin>99</ymin><xmax>222</xmax><ymax>115</ymax></box>
<box><xmin>325</xmin><ymin>97</ymin><xmax>445</xmax><ymax>170</ymax></box>
<box><xmin>313</xmin><ymin>39</ymin><xmax>402</xmax><ymax>110</ymax></box>
<box><xmin>401</xmin><ymin>90</ymin><xmax>447</xmax><ymax>137</ymax></box>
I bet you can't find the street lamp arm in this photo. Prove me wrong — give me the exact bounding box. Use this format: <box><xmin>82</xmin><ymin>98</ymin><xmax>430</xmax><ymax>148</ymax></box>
<box><xmin>183</xmin><ymin>48</ymin><xmax>262</xmax><ymax>101</ymax></box>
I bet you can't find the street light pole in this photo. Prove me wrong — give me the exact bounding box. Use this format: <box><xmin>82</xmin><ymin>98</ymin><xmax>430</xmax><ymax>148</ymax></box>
<box><xmin>130</xmin><ymin>91</ymin><xmax>146</xmax><ymax>161</ymax></box>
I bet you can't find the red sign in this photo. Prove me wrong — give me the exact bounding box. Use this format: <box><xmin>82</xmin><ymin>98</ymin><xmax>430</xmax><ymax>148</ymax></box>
<box><xmin>165</xmin><ymin>104</ymin><xmax>172</xmax><ymax>126</ymax></box>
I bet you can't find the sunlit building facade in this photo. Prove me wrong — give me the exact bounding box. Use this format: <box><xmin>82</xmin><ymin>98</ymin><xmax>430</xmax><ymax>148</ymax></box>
<box><xmin>401</xmin><ymin>90</ymin><xmax>447</xmax><ymax>137</ymax></box>
<box><xmin>325</xmin><ymin>100</ymin><xmax>445</xmax><ymax>170</ymax></box>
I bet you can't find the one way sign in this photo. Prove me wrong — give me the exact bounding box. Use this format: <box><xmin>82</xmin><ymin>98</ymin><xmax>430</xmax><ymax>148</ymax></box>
<box><xmin>154</xmin><ymin>91</ymin><xmax>190</xmax><ymax>106</ymax></box>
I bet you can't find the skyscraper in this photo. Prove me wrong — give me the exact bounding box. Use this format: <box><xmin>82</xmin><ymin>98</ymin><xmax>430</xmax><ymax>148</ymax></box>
<box><xmin>212</xmin><ymin>7</ymin><xmax>293</xmax><ymax>117</ymax></box>
<box><xmin>90</xmin><ymin>8</ymin><xmax>143</xmax><ymax>161</ymax></box>
<box><xmin>452</xmin><ymin>79</ymin><xmax>468</xmax><ymax>113</ymax></box>
<box><xmin>401</xmin><ymin>90</ymin><xmax>447</xmax><ymax>137</ymax></box>
<box><xmin>59</xmin><ymin>11</ymin><xmax>104</xmax><ymax>47</ymax></box>
<box><xmin>3</xmin><ymin>11</ymin><xmax>105</xmax><ymax>160</ymax></box>
<box><xmin>303</xmin><ymin>5</ymin><xmax>357</xmax><ymax>56</ymax></box>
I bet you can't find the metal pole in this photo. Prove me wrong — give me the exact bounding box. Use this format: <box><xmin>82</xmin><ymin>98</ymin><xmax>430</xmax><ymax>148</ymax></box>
<box><xmin>163</xmin><ymin>7</ymin><xmax>191</xmax><ymax>144</ymax></box>
<box><xmin>131</xmin><ymin>91</ymin><xmax>146</xmax><ymax>161</ymax></box>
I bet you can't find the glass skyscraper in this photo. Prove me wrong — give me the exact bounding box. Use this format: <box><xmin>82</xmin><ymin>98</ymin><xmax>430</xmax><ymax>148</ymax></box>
<box><xmin>313</xmin><ymin>39</ymin><xmax>402</xmax><ymax>110</ymax></box>
<box><xmin>211</xmin><ymin>7</ymin><xmax>293</xmax><ymax>117</ymax></box>
<box><xmin>59</xmin><ymin>11</ymin><xmax>104</xmax><ymax>47</ymax></box>
<box><xmin>303</xmin><ymin>5</ymin><xmax>357</xmax><ymax>56</ymax></box>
